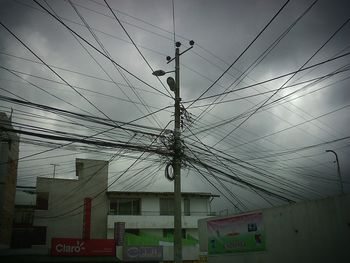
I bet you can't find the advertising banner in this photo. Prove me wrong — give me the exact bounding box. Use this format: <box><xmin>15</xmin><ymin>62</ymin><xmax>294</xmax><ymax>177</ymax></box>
<box><xmin>123</xmin><ymin>246</ymin><xmax>163</xmax><ymax>261</ymax></box>
<box><xmin>51</xmin><ymin>238</ymin><xmax>116</xmax><ymax>256</ymax></box>
<box><xmin>207</xmin><ymin>212</ymin><xmax>265</xmax><ymax>254</ymax></box>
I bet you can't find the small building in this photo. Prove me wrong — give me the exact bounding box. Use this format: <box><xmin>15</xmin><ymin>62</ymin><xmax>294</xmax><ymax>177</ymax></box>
<box><xmin>32</xmin><ymin>158</ymin><xmax>218</xmax><ymax>261</ymax></box>
<box><xmin>0</xmin><ymin>112</ymin><xmax>19</xmax><ymax>249</ymax></box>
<box><xmin>33</xmin><ymin>158</ymin><xmax>109</xmax><ymax>249</ymax></box>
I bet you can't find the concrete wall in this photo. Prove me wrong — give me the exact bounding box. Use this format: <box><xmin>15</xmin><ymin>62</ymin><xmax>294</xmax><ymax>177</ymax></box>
<box><xmin>34</xmin><ymin>158</ymin><xmax>109</xmax><ymax>248</ymax></box>
<box><xmin>198</xmin><ymin>194</ymin><xmax>350</xmax><ymax>263</ymax></box>
<box><xmin>0</xmin><ymin>112</ymin><xmax>19</xmax><ymax>249</ymax></box>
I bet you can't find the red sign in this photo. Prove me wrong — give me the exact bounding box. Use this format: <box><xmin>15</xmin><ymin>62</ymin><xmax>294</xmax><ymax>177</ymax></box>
<box><xmin>51</xmin><ymin>238</ymin><xmax>116</xmax><ymax>256</ymax></box>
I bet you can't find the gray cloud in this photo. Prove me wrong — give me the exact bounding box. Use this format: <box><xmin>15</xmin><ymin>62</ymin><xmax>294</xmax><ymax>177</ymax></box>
<box><xmin>1</xmin><ymin>0</ymin><xmax>349</xmax><ymax>213</ymax></box>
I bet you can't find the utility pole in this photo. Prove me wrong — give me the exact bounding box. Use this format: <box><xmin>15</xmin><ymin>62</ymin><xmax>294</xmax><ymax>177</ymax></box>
<box><xmin>325</xmin><ymin>150</ymin><xmax>344</xmax><ymax>194</ymax></box>
<box><xmin>152</xmin><ymin>40</ymin><xmax>194</xmax><ymax>263</ymax></box>
<box><xmin>173</xmin><ymin>41</ymin><xmax>182</xmax><ymax>263</ymax></box>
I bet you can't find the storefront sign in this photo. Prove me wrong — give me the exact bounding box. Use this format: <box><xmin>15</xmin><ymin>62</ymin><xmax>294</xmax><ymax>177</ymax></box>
<box><xmin>123</xmin><ymin>246</ymin><xmax>163</xmax><ymax>261</ymax></box>
<box><xmin>207</xmin><ymin>212</ymin><xmax>265</xmax><ymax>254</ymax></box>
<box><xmin>51</xmin><ymin>238</ymin><xmax>116</xmax><ymax>256</ymax></box>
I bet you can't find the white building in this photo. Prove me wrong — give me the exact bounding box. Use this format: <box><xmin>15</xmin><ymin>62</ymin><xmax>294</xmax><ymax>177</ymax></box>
<box><xmin>107</xmin><ymin>191</ymin><xmax>217</xmax><ymax>241</ymax></box>
<box><xmin>33</xmin><ymin>158</ymin><xmax>218</xmax><ymax>260</ymax></box>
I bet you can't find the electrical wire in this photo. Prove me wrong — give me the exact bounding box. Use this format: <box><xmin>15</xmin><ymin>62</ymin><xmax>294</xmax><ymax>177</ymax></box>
<box><xmin>186</xmin><ymin>0</ymin><xmax>290</xmax><ymax>108</ymax></box>
<box><xmin>213</xmin><ymin>16</ymin><xmax>350</xmax><ymax>146</ymax></box>
<box><xmin>32</xmin><ymin>0</ymin><xmax>172</xmax><ymax>99</ymax></box>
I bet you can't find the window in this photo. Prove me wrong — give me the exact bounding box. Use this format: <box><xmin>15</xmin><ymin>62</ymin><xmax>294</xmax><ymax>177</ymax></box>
<box><xmin>76</xmin><ymin>161</ymin><xmax>84</xmax><ymax>177</ymax></box>
<box><xmin>36</xmin><ymin>192</ymin><xmax>49</xmax><ymax>210</ymax></box>
<box><xmin>32</xmin><ymin>226</ymin><xmax>46</xmax><ymax>245</ymax></box>
<box><xmin>110</xmin><ymin>199</ymin><xmax>140</xmax><ymax>215</ymax></box>
<box><xmin>13</xmin><ymin>209</ymin><xmax>34</xmax><ymax>225</ymax></box>
<box><xmin>184</xmin><ymin>198</ymin><xmax>190</xmax><ymax>216</ymax></box>
<box><xmin>160</xmin><ymin>198</ymin><xmax>174</xmax><ymax>215</ymax></box>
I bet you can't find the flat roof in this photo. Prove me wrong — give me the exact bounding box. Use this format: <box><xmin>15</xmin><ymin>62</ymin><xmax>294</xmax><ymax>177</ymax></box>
<box><xmin>107</xmin><ymin>191</ymin><xmax>219</xmax><ymax>198</ymax></box>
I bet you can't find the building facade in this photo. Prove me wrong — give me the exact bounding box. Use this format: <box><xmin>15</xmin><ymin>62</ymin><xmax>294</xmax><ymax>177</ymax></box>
<box><xmin>32</xmin><ymin>158</ymin><xmax>218</xmax><ymax>261</ymax></box>
<box><xmin>107</xmin><ymin>191</ymin><xmax>217</xmax><ymax>241</ymax></box>
<box><xmin>0</xmin><ymin>112</ymin><xmax>19</xmax><ymax>249</ymax></box>
<box><xmin>33</xmin><ymin>158</ymin><xmax>109</xmax><ymax>249</ymax></box>
<box><xmin>107</xmin><ymin>191</ymin><xmax>218</xmax><ymax>261</ymax></box>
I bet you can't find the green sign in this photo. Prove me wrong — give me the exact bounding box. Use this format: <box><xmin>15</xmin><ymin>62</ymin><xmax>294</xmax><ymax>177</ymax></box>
<box><xmin>207</xmin><ymin>212</ymin><xmax>265</xmax><ymax>254</ymax></box>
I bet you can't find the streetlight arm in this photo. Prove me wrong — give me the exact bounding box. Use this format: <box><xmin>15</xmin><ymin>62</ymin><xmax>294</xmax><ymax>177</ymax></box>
<box><xmin>325</xmin><ymin>149</ymin><xmax>344</xmax><ymax>194</ymax></box>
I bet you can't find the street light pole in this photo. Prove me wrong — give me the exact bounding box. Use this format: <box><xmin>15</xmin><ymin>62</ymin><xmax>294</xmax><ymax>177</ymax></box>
<box><xmin>173</xmin><ymin>42</ymin><xmax>182</xmax><ymax>263</ymax></box>
<box><xmin>325</xmin><ymin>150</ymin><xmax>344</xmax><ymax>194</ymax></box>
<box><xmin>153</xmin><ymin>40</ymin><xmax>194</xmax><ymax>263</ymax></box>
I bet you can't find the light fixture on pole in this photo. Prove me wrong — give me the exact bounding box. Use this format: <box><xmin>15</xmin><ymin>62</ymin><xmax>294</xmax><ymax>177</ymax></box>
<box><xmin>167</xmin><ymin>77</ymin><xmax>176</xmax><ymax>92</ymax></box>
<box><xmin>152</xmin><ymin>69</ymin><xmax>175</xmax><ymax>76</ymax></box>
<box><xmin>325</xmin><ymin>149</ymin><xmax>344</xmax><ymax>194</ymax></box>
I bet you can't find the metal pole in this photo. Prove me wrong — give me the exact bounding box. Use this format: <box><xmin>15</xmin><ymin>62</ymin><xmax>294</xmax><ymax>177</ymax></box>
<box><xmin>174</xmin><ymin>43</ymin><xmax>182</xmax><ymax>263</ymax></box>
<box><xmin>326</xmin><ymin>150</ymin><xmax>344</xmax><ymax>194</ymax></box>
<box><xmin>50</xmin><ymin>163</ymin><xmax>58</xmax><ymax>178</ymax></box>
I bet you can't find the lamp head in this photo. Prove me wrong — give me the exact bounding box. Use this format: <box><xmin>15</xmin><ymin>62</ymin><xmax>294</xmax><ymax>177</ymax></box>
<box><xmin>167</xmin><ymin>77</ymin><xmax>176</xmax><ymax>92</ymax></box>
<box><xmin>152</xmin><ymin>70</ymin><xmax>166</xmax><ymax>76</ymax></box>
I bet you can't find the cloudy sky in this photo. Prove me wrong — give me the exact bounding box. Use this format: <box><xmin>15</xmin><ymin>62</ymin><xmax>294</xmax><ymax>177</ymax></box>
<box><xmin>1</xmin><ymin>0</ymin><xmax>349</xmax><ymax>213</ymax></box>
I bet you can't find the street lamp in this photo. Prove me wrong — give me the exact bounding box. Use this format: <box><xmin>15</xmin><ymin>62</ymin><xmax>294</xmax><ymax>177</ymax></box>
<box><xmin>325</xmin><ymin>149</ymin><xmax>344</xmax><ymax>194</ymax></box>
<box><xmin>153</xmin><ymin>40</ymin><xmax>194</xmax><ymax>263</ymax></box>
<box><xmin>152</xmin><ymin>69</ymin><xmax>175</xmax><ymax>76</ymax></box>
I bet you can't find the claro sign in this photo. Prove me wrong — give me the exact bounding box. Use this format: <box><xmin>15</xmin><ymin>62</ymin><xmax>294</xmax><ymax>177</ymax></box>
<box><xmin>51</xmin><ymin>238</ymin><xmax>116</xmax><ymax>256</ymax></box>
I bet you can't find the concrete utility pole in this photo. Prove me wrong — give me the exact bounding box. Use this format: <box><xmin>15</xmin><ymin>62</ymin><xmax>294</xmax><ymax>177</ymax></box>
<box><xmin>173</xmin><ymin>41</ymin><xmax>182</xmax><ymax>263</ymax></box>
<box><xmin>325</xmin><ymin>150</ymin><xmax>344</xmax><ymax>194</ymax></box>
<box><xmin>153</xmin><ymin>40</ymin><xmax>194</xmax><ymax>263</ymax></box>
